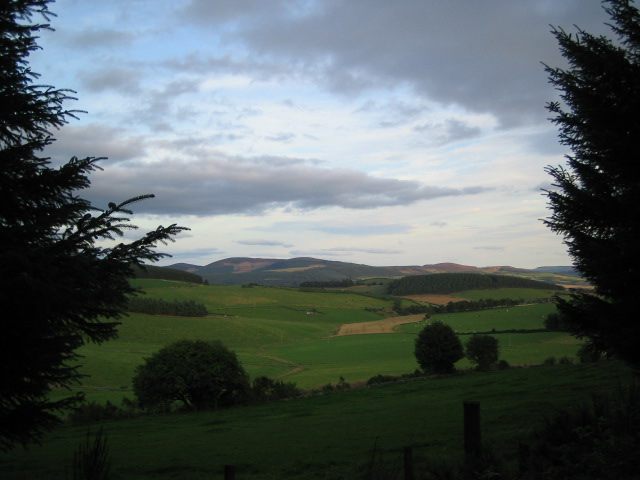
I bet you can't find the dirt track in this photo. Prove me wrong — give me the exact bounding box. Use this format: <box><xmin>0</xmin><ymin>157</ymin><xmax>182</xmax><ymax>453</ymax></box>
<box><xmin>334</xmin><ymin>314</ymin><xmax>425</xmax><ymax>336</ymax></box>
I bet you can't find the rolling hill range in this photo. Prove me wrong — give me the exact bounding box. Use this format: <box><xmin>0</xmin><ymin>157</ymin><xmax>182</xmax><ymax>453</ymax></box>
<box><xmin>168</xmin><ymin>256</ymin><xmax>585</xmax><ymax>287</ymax></box>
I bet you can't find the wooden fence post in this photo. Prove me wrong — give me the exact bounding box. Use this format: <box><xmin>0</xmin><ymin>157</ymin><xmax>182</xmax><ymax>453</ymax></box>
<box><xmin>403</xmin><ymin>446</ymin><xmax>414</xmax><ymax>480</ymax></box>
<box><xmin>463</xmin><ymin>401</ymin><xmax>481</xmax><ymax>455</ymax></box>
<box><xmin>224</xmin><ymin>464</ymin><xmax>236</xmax><ymax>480</ymax></box>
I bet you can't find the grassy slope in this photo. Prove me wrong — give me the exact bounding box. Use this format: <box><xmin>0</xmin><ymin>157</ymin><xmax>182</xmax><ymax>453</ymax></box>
<box><xmin>48</xmin><ymin>282</ymin><xmax>580</xmax><ymax>403</ymax></box>
<box><xmin>2</xmin><ymin>361</ymin><xmax>633</xmax><ymax>480</ymax></box>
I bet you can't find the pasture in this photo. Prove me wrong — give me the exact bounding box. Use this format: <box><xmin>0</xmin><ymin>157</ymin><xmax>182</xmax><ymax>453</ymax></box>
<box><xmin>3</xmin><ymin>361</ymin><xmax>633</xmax><ymax>480</ymax></box>
<box><xmin>47</xmin><ymin>281</ymin><xmax>582</xmax><ymax>404</ymax></box>
<box><xmin>453</xmin><ymin>287</ymin><xmax>559</xmax><ymax>302</ymax></box>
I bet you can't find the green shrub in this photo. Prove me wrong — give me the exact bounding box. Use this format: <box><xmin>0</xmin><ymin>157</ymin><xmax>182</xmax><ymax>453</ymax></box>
<box><xmin>250</xmin><ymin>377</ymin><xmax>301</xmax><ymax>403</ymax></box>
<box><xmin>558</xmin><ymin>356</ymin><xmax>574</xmax><ymax>365</ymax></box>
<box><xmin>133</xmin><ymin>340</ymin><xmax>249</xmax><ymax>411</ymax></box>
<box><xmin>525</xmin><ymin>383</ymin><xmax>640</xmax><ymax>479</ymax></box>
<box><xmin>66</xmin><ymin>401</ymin><xmax>138</xmax><ymax>425</ymax></box>
<box><xmin>366</xmin><ymin>374</ymin><xmax>398</xmax><ymax>386</ymax></box>
<box><xmin>497</xmin><ymin>359</ymin><xmax>510</xmax><ymax>370</ymax></box>
<box><xmin>577</xmin><ymin>342</ymin><xmax>602</xmax><ymax>363</ymax></box>
<box><xmin>464</xmin><ymin>335</ymin><xmax>499</xmax><ymax>371</ymax></box>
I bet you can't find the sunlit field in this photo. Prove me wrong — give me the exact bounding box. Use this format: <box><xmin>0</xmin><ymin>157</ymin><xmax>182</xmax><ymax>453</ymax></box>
<box><xmin>46</xmin><ymin>281</ymin><xmax>582</xmax><ymax>403</ymax></box>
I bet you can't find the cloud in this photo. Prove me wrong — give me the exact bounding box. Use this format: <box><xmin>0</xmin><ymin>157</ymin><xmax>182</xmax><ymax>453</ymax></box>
<box><xmin>179</xmin><ymin>0</ymin><xmax>608</xmax><ymax>127</ymax></box>
<box><xmin>84</xmin><ymin>154</ymin><xmax>490</xmax><ymax>216</ymax></box>
<box><xmin>288</xmin><ymin>246</ymin><xmax>403</xmax><ymax>258</ymax></box>
<box><xmin>474</xmin><ymin>246</ymin><xmax>506</xmax><ymax>251</ymax></box>
<box><xmin>237</xmin><ymin>239</ymin><xmax>293</xmax><ymax>248</ymax></box>
<box><xmin>265</xmin><ymin>133</ymin><xmax>295</xmax><ymax>143</ymax></box>
<box><xmin>66</xmin><ymin>28</ymin><xmax>136</xmax><ymax>49</ymax></box>
<box><xmin>81</xmin><ymin>67</ymin><xmax>144</xmax><ymax>94</ymax></box>
<box><xmin>322</xmin><ymin>247</ymin><xmax>403</xmax><ymax>255</ymax></box>
<box><xmin>123</xmin><ymin>78</ymin><xmax>203</xmax><ymax>131</ymax></box>
<box><xmin>263</xmin><ymin>221</ymin><xmax>414</xmax><ymax>236</ymax></box>
<box><xmin>164</xmin><ymin>248</ymin><xmax>226</xmax><ymax>261</ymax></box>
<box><xmin>46</xmin><ymin>124</ymin><xmax>147</xmax><ymax>163</ymax></box>
<box><xmin>414</xmin><ymin>118</ymin><xmax>483</xmax><ymax>146</ymax></box>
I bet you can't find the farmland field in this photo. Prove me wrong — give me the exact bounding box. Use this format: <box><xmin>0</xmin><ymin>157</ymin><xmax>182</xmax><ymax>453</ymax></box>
<box><xmin>2</xmin><ymin>278</ymin><xmax>617</xmax><ymax>480</ymax></box>
<box><xmin>45</xmin><ymin>280</ymin><xmax>583</xmax><ymax>404</ymax></box>
<box><xmin>452</xmin><ymin>287</ymin><xmax>560</xmax><ymax>302</ymax></box>
<box><xmin>403</xmin><ymin>287</ymin><xmax>561</xmax><ymax>305</ymax></box>
<box><xmin>399</xmin><ymin>302</ymin><xmax>556</xmax><ymax>333</ymax></box>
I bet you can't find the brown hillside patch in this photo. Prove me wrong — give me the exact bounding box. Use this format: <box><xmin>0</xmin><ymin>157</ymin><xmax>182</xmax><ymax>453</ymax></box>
<box><xmin>268</xmin><ymin>264</ymin><xmax>326</xmax><ymax>273</ymax></box>
<box><xmin>228</xmin><ymin>260</ymin><xmax>276</xmax><ymax>273</ymax></box>
<box><xmin>335</xmin><ymin>314</ymin><xmax>425</xmax><ymax>336</ymax></box>
<box><xmin>401</xmin><ymin>294</ymin><xmax>469</xmax><ymax>305</ymax></box>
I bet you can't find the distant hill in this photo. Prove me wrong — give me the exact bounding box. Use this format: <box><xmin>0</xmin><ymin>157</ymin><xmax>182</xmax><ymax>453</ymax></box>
<box><xmin>532</xmin><ymin>266</ymin><xmax>579</xmax><ymax>276</ymax></box>
<box><xmin>167</xmin><ymin>257</ymin><xmax>585</xmax><ymax>288</ymax></box>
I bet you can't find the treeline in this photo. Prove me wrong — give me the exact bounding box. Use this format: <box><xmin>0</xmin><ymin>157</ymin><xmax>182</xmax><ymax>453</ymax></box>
<box><xmin>126</xmin><ymin>297</ymin><xmax>208</xmax><ymax>317</ymax></box>
<box><xmin>67</xmin><ymin>376</ymin><xmax>302</xmax><ymax>424</ymax></box>
<box><xmin>387</xmin><ymin>272</ymin><xmax>560</xmax><ymax>295</ymax></box>
<box><xmin>299</xmin><ymin>279</ymin><xmax>357</xmax><ymax>288</ymax></box>
<box><xmin>437</xmin><ymin>297</ymin><xmax>524</xmax><ymax>313</ymax></box>
<box><xmin>130</xmin><ymin>264</ymin><xmax>205</xmax><ymax>284</ymax></box>
<box><xmin>392</xmin><ymin>297</ymin><xmax>529</xmax><ymax>316</ymax></box>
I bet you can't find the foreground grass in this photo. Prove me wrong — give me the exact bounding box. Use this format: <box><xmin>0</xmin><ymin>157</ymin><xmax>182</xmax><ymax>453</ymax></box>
<box><xmin>2</xmin><ymin>361</ymin><xmax>633</xmax><ymax>480</ymax></box>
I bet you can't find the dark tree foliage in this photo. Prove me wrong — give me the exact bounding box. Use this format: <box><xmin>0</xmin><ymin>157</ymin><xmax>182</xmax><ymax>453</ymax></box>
<box><xmin>130</xmin><ymin>264</ymin><xmax>204</xmax><ymax>284</ymax></box>
<box><xmin>0</xmin><ymin>1</ymin><xmax>186</xmax><ymax>451</ymax></box>
<box><xmin>543</xmin><ymin>312</ymin><xmax>568</xmax><ymax>331</ymax></box>
<box><xmin>440</xmin><ymin>297</ymin><xmax>525</xmax><ymax>313</ymax></box>
<box><xmin>132</xmin><ymin>340</ymin><xmax>249</xmax><ymax>411</ymax></box>
<box><xmin>414</xmin><ymin>321</ymin><xmax>464</xmax><ymax>374</ymax></box>
<box><xmin>543</xmin><ymin>0</ymin><xmax>640</xmax><ymax>367</ymax></box>
<box><xmin>125</xmin><ymin>297</ymin><xmax>208</xmax><ymax>317</ymax></box>
<box><xmin>465</xmin><ymin>335</ymin><xmax>500</xmax><ymax>371</ymax></box>
<box><xmin>526</xmin><ymin>385</ymin><xmax>640</xmax><ymax>479</ymax></box>
<box><xmin>299</xmin><ymin>279</ymin><xmax>355</xmax><ymax>288</ymax></box>
<box><xmin>387</xmin><ymin>273</ymin><xmax>559</xmax><ymax>296</ymax></box>
<box><xmin>250</xmin><ymin>376</ymin><xmax>301</xmax><ymax>403</ymax></box>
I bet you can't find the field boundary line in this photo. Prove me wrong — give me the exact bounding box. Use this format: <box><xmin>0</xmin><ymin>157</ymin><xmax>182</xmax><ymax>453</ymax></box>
<box><xmin>253</xmin><ymin>352</ymin><xmax>306</xmax><ymax>379</ymax></box>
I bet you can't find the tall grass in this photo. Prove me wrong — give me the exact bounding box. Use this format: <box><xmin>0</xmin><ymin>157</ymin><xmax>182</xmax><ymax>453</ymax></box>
<box><xmin>70</xmin><ymin>427</ymin><xmax>111</xmax><ymax>480</ymax></box>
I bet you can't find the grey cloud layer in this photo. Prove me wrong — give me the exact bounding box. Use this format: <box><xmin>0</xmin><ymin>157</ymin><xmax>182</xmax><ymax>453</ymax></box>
<box><xmin>237</xmin><ymin>239</ymin><xmax>293</xmax><ymax>248</ymax></box>
<box><xmin>262</xmin><ymin>222</ymin><xmax>414</xmax><ymax>236</ymax></box>
<box><xmin>180</xmin><ymin>0</ymin><xmax>608</xmax><ymax>127</ymax></box>
<box><xmin>85</xmin><ymin>156</ymin><xmax>489</xmax><ymax>215</ymax></box>
<box><xmin>62</xmin><ymin>1</ymin><xmax>611</xmax><ymax>133</ymax></box>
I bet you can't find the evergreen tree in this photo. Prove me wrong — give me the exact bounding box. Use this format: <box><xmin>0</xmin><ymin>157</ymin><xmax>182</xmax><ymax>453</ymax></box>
<box><xmin>0</xmin><ymin>1</ymin><xmax>187</xmax><ymax>450</ymax></box>
<box><xmin>543</xmin><ymin>0</ymin><xmax>640</xmax><ymax>367</ymax></box>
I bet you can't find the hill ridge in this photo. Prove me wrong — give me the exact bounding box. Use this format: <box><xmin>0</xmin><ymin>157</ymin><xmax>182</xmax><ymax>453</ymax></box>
<box><xmin>165</xmin><ymin>257</ymin><xmax>583</xmax><ymax>287</ymax></box>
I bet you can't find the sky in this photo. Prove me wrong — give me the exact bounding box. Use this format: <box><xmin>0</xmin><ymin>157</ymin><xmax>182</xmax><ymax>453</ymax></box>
<box><xmin>31</xmin><ymin>0</ymin><xmax>615</xmax><ymax>269</ymax></box>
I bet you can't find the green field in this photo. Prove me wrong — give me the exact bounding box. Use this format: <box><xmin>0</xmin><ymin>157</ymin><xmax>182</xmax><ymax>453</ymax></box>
<box><xmin>452</xmin><ymin>287</ymin><xmax>560</xmax><ymax>302</ymax></box>
<box><xmin>2</xmin><ymin>280</ymin><xmax>621</xmax><ymax>479</ymax></box>
<box><xmin>44</xmin><ymin>281</ymin><xmax>583</xmax><ymax>404</ymax></box>
<box><xmin>400</xmin><ymin>302</ymin><xmax>555</xmax><ymax>333</ymax></box>
<box><xmin>2</xmin><ymin>361</ymin><xmax>633</xmax><ymax>480</ymax></box>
